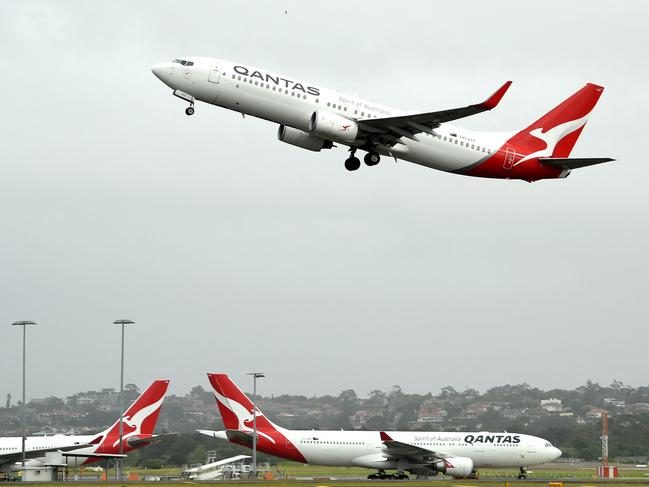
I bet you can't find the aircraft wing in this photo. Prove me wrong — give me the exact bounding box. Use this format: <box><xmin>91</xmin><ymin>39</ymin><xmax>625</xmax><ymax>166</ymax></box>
<box><xmin>380</xmin><ymin>432</ymin><xmax>451</xmax><ymax>462</ymax></box>
<box><xmin>0</xmin><ymin>443</ymin><xmax>92</xmax><ymax>465</ymax></box>
<box><xmin>358</xmin><ymin>81</ymin><xmax>512</xmax><ymax>142</ymax></box>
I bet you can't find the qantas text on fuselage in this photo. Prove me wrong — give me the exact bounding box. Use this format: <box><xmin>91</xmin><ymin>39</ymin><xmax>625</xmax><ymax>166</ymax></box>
<box><xmin>152</xmin><ymin>57</ymin><xmax>613</xmax><ymax>181</ymax></box>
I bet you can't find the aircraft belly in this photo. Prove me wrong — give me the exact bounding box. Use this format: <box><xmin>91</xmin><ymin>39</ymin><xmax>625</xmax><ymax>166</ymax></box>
<box><xmin>400</xmin><ymin>139</ymin><xmax>485</xmax><ymax>173</ymax></box>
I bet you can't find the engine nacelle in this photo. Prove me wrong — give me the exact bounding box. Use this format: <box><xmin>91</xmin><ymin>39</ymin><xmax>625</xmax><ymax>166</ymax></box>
<box><xmin>430</xmin><ymin>457</ymin><xmax>474</xmax><ymax>478</ymax></box>
<box><xmin>309</xmin><ymin>111</ymin><xmax>359</xmax><ymax>143</ymax></box>
<box><xmin>277</xmin><ymin>125</ymin><xmax>332</xmax><ymax>152</ymax></box>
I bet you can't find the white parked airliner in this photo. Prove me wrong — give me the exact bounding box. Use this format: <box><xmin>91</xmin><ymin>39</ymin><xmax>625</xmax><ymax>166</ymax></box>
<box><xmin>0</xmin><ymin>380</ymin><xmax>169</xmax><ymax>473</ymax></box>
<box><xmin>151</xmin><ymin>57</ymin><xmax>612</xmax><ymax>181</ymax></box>
<box><xmin>199</xmin><ymin>374</ymin><xmax>561</xmax><ymax>479</ymax></box>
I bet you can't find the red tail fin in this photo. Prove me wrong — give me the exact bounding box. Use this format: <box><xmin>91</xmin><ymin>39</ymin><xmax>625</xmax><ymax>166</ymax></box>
<box><xmin>509</xmin><ymin>83</ymin><xmax>605</xmax><ymax>161</ymax></box>
<box><xmin>96</xmin><ymin>380</ymin><xmax>169</xmax><ymax>451</ymax></box>
<box><xmin>207</xmin><ymin>373</ymin><xmax>278</xmax><ymax>432</ymax></box>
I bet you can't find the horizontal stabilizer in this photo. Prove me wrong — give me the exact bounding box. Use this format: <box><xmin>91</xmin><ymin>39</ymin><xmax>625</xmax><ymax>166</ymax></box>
<box><xmin>539</xmin><ymin>157</ymin><xmax>614</xmax><ymax>170</ymax></box>
<box><xmin>62</xmin><ymin>452</ymin><xmax>127</xmax><ymax>459</ymax></box>
<box><xmin>127</xmin><ymin>433</ymin><xmax>177</xmax><ymax>447</ymax></box>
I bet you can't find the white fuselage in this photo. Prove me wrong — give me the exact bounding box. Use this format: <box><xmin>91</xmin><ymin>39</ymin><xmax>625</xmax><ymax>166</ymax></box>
<box><xmin>0</xmin><ymin>434</ymin><xmax>101</xmax><ymax>472</ymax></box>
<box><xmin>151</xmin><ymin>57</ymin><xmax>512</xmax><ymax>173</ymax></box>
<box><xmin>281</xmin><ymin>429</ymin><xmax>559</xmax><ymax>469</ymax></box>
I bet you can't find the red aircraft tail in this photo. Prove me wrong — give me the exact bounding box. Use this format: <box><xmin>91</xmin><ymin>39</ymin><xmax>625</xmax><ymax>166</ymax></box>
<box><xmin>509</xmin><ymin>83</ymin><xmax>605</xmax><ymax>161</ymax></box>
<box><xmin>207</xmin><ymin>373</ymin><xmax>280</xmax><ymax>433</ymax></box>
<box><xmin>93</xmin><ymin>379</ymin><xmax>169</xmax><ymax>453</ymax></box>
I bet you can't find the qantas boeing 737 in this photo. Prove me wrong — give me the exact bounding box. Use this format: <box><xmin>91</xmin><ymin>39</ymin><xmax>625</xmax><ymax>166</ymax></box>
<box><xmin>199</xmin><ymin>374</ymin><xmax>561</xmax><ymax>479</ymax></box>
<box><xmin>0</xmin><ymin>380</ymin><xmax>169</xmax><ymax>473</ymax></box>
<box><xmin>151</xmin><ymin>57</ymin><xmax>612</xmax><ymax>181</ymax></box>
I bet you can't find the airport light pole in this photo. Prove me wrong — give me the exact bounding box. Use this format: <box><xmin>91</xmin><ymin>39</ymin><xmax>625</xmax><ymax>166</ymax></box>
<box><xmin>12</xmin><ymin>320</ymin><xmax>37</xmax><ymax>471</ymax></box>
<box><xmin>247</xmin><ymin>372</ymin><xmax>265</xmax><ymax>480</ymax></box>
<box><xmin>113</xmin><ymin>319</ymin><xmax>134</xmax><ymax>481</ymax></box>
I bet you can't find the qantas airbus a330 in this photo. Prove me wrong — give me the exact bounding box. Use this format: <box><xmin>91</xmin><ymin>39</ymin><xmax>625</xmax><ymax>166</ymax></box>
<box><xmin>151</xmin><ymin>57</ymin><xmax>612</xmax><ymax>181</ymax></box>
<box><xmin>199</xmin><ymin>374</ymin><xmax>561</xmax><ymax>480</ymax></box>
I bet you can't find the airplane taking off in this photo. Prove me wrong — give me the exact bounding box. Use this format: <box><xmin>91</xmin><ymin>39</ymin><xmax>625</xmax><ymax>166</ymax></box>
<box><xmin>151</xmin><ymin>57</ymin><xmax>613</xmax><ymax>181</ymax></box>
<box><xmin>199</xmin><ymin>374</ymin><xmax>561</xmax><ymax>479</ymax></box>
<box><xmin>0</xmin><ymin>380</ymin><xmax>170</xmax><ymax>473</ymax></box>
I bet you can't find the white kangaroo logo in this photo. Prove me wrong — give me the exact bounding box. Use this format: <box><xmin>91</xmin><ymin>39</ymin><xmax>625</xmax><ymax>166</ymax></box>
<box><xmin>213</xmin><ymin>389</ymin><xmax>277</xmax><ymax>444</ymax></box>
<box><xmin>109</xmin><ymin>395</ymin><xmax>165</xmax><ymax>448</ymax></box>
<box><xmin>514</xmin><ymin>112</ymin><xmax>590</xmax><ymax>166</ymax></box>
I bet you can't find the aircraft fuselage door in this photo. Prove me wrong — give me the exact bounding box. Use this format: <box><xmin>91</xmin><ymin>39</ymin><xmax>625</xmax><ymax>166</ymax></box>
<box><xmin>503</xmin><ymin>146</ymin><xmax>516</xmax><ymax>170</ymax></box>
<box><xmin>208</xmin><ymin>64</ymin><xmax>221</xmax><ymax>84</ymax></box>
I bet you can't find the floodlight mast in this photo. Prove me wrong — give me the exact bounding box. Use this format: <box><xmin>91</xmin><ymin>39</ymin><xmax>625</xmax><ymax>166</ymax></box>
<box><xmin>247</xmin><ymin>372</ymin><xmax>265</xmax><ymax>479</ymax></box>
<box><xmin>113</xmin><ymin>319</ymin><xmax>135</xmax><ymax>481</ymax></box>
<box><xmin>11</xmin><ymin>320</ymin><xmax>37</xmax><ymax>471</ymax></box>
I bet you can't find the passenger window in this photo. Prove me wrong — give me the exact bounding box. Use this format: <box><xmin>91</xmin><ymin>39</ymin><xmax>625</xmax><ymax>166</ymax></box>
<box><xmin>327</xmin><ymin>102</ymin><xmax>331</xmax><ymax>107</ymax></box>
<box><xmin>471</xmin><ymin>144</ymin><xmax>475</xmax><ymax>149</ymax></box>
<box><xmin>344</xmin><ymin>107</ymin><xmax>347</xmax><ymax>111</ymax></box>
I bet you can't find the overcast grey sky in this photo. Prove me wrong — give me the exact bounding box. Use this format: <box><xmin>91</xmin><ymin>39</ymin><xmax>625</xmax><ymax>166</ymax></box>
<box><xmin>0</xmin><ymin>0</ymin><xmax>647</xmax><ymax>403</ymax></box>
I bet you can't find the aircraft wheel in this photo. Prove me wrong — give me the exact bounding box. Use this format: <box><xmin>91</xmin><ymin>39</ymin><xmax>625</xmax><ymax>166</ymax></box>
<box><xmin>518</xmin><ymin>474</ymin><xmax>527</xmax><ymax>479</ymax></box>
<box><xmin>367</xmin><ymin>473</ymin><xmax>379</xmax><ymax>480</ymax></box>
<box><xmin>344</xmin><ymin>156</ymin><xmax>361</xmax><ymax>171</ymax></box>
<box><xmin>364</xmin><ymin>152</ymin><xmax>380</xmax><ymax>166</ymax></box>
<box><xmin>185</xmin><ymin>106</ymin><xmax>195</xmax><ymax>116</ymax></box>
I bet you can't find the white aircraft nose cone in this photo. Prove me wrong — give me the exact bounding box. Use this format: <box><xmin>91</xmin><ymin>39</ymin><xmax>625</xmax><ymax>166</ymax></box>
<box><xmin>553</xmin><ymin>447</ymin><xmax>562</xmax><ymax>460</ymax></box>
<box><xmin>151</xmin><ymin>63</ymin><xmax>168</xmax><ymax>81</ymax></box>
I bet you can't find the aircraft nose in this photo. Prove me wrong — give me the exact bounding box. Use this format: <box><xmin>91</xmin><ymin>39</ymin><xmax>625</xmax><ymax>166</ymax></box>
<box><xmin>553</xmin><ymin>447</ymin><xmax>562</xmax><ymax>460</ymax></box>
<box><xmin>151</xmin><ymin>63</ymin><xmax>167</xmax><ymax>80</ymax></box>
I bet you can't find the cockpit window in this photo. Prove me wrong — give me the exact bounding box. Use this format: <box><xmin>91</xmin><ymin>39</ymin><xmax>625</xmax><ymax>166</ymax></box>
<box><xmin>545</xmin><ymin>442</ymin><xmax>552</xmax><ymax>447</ymax></box>
<box><xmin>172</xmin><ymin>59</ymin><xmax>193</xmax><ymax>66</ymax></box>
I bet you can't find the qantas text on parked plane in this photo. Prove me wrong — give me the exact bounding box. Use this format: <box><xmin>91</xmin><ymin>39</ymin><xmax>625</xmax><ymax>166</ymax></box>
<box><xmin>0</xmin><ymin>380</ymin><xmax>169</xmax><ymax>473</ymax></box>
<box><xmin>199</xmin><ymin>374</ymin><xmax>561</xmax><ymax>479</ymax></box>
<box><xmin>151</xmin><ymin>57</ymin><xmax>613</xmax><ymax>181</ymax></box>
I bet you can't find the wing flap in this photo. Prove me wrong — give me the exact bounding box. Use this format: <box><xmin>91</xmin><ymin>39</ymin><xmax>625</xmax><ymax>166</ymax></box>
<box><xmin>539</xmin><ymin>157</ymin><xmax>615</xmax><ymax>170</ymax></box>
<box><xmin>380</xmin><ymin>432</ymin><xmax>448</xmax><ymax>462</ymax></box>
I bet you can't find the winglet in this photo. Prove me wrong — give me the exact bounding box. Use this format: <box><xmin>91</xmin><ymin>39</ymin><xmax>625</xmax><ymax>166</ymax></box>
<box><xmin>481</xmin><ymin>81</ymin><xmax>512</xmax><ymax>110</ymax></box>
<box><xmin>380</xmin><ymin>431</ymin><xmax>393</xmax><ymax>442</ymax></box>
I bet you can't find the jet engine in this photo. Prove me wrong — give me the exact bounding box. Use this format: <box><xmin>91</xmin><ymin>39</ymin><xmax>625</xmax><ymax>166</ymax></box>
<box><xmin>430</xmin><ymin>457</ymin><xmax>474</xmax><ymax>477</ymax></box>
<box><xmin>309</xmin><ymin>111</ymin><xmax>359</xmax><ymax>143</ymax></box>
<box><xmin>277</xmin><ymin>125</ymin><xmax>332</xmax><ymax>152</ymax></box>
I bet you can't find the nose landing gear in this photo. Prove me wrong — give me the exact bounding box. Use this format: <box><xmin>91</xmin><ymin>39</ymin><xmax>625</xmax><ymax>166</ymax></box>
<box><xmin>172</xmin><ymin>89</ymin><xmax>196</xmax><ymax>116</ymax></box>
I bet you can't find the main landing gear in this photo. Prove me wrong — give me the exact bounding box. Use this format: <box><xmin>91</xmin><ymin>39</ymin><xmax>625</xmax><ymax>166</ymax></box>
<box><xmin>367</xmin><ymin>470</ymin><xmax>409</xmax><ymax>480</ymax></box>
<box><xmin>344</xmin><ymin>148</ymin><xmax>381</xmax><ymax>171</ymax></box>
<box><xmin>185</xmin><ymin>104</ymin><xmax>195</xmax><ymax>116</ymax></box>
<box><xmin>518</xmin><ymin>467</ymin><xmax>528</xmax><ymax>480</ymax></box>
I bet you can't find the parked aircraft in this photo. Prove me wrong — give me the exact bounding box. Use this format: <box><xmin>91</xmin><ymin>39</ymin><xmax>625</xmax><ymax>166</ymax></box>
<box><xmin>0</xmin><ymin>380</ymin><xmax>169</xmax><ymax>472</ymax></box>
<box><xmin>152</xmin><ymin>57</ymin><xmax>612</xmax><ymax>181</ymax></box>
<box><xmin>199</xmin><ymin>374</ymin><xmax>561</xmax><ymax>479</ymax></box>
